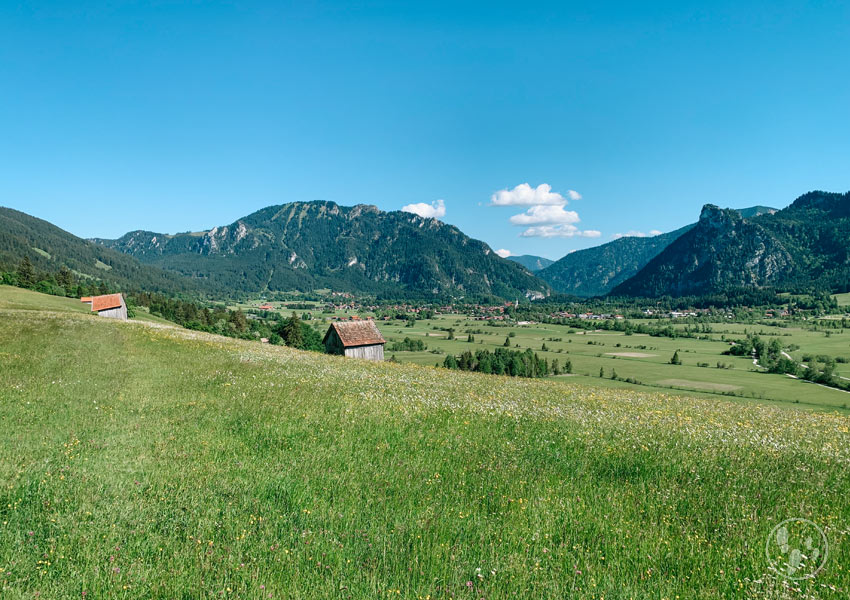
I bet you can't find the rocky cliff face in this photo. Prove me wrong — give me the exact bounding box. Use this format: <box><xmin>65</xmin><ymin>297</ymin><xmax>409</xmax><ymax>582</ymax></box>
<box><xmin>612</xmin><ymin>204</ymin><xmax>794</xmax><ymax>296</ymax></box>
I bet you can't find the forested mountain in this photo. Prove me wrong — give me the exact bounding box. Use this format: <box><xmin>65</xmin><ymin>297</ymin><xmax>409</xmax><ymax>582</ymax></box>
<box><xmin>96</xmin><ymin>201</ymin><xmax>551</xmax><ymax>300</ymax></box>
<box><xmin>612</xmin><ymin>191</ymin><xmax>850</xmax><ymax>297</ymax></box>
<box><xmin>506</xmin><ymin>255</ymin><xmax>554</xmax><ymax>272</ymax></box>
<box><xmin>10</xmin><ymin>193</ymin><xmax>840</xmax><ymax>302</ymax></box>
<box><xmin>538</xmin><ymin>206</ymin><xmax>778</xmax><ymax>297</ymax></box>
<box><xmin>537</xmin><ymin>226</ymin><xmax>694</xmax><ymax>296</ymax></box>
<box><xmin>0</xmin><ymin>207</ymin><xmax>205</xmax><ymax>294</ymax></box>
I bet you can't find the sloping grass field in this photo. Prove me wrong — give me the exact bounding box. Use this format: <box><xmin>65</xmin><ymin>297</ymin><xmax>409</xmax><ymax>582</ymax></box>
<box><xmin>1</xmin><ymin>288</ymin><xmax>849</xmax><ymax>598</ymax></box>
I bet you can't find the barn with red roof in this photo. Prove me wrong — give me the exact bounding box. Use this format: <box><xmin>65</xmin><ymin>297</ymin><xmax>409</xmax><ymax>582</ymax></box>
<box><xmin>81</xmin><ymin>293</ymin><xmax>128</xmax><ymax>320</ymax></box>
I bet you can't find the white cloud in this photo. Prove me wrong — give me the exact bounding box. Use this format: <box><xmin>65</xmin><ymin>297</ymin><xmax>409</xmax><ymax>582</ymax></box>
<box><xmin>491</xmin><ymin>183</ymin><xmax>577</xmax><ymax>206</ymax></box>
<box><xmin>509</xmin><ymin>204</ymin><xmax>580</xmax><ymax>226</ymax></box>
<box><xmin>402</xmin><ymin>199</ymin><xmax>445</xmax><ymax>219</ymax></box>
<box><xmin>495</xmin><ymin>249</ymin><xmax>513</xmax><ymax>258</ymax></box>
<box><xmin>490</xmin><ymin>182</ymin><xmax>597</xmax><ymax>241</ymax></box>
<box><xmin>520</xmin><ymin>225</ymin><xmax>601</xmax><ymax>238</ymax></box>
<box><xmin>611</xmin><ymin>229</ymin><xmax>663</xmax><ymax>240</ymax></box>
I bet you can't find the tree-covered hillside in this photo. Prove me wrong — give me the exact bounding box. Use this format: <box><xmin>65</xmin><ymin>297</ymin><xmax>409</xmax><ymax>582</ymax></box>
<box><xmin>612</xmin><ymin>191</ymin><xmax>850</xmax><ymax>297</ymax></box>
<box><xmin>538</xmin><ymin>206</ymin><xmax>778</xmax><ymax>297</ymax></box>
<box><xmin>0</xmin><ymin>207</ymin><xmax>205</xmax><ymax>295</ymax></box>
<box><xmin>96</xmin><ymin>201</ymin><xmax>551</xmax><ymax>300</ymax></box>
<box><xmin>537</xmin><ymin>225</ymin><xmax>694</xmax><ymax>296</ymax></box>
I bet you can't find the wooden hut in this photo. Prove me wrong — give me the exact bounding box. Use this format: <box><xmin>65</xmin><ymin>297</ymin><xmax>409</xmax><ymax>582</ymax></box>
<box><xmin>81</xmin><ymin>293</ymin><xmax>128</xmax><ymax>320</ymax></box>
<box><xmin>323</xmin><ymin>320</ymin><xmax>386</xmax><ymax>361</ymax></box>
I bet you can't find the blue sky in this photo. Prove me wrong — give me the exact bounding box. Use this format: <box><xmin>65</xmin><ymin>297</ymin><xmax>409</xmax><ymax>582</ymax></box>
<box><xmin>1</xmin><ymin>1</ymin><xmax>848</xmax><ymax>259</ymax></box>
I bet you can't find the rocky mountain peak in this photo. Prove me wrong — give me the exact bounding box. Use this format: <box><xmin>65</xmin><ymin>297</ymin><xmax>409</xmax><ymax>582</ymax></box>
<box><xmin>698</xmin><ymin>204</ymin><xmax>743</xmax><ymax>229</ymax></box>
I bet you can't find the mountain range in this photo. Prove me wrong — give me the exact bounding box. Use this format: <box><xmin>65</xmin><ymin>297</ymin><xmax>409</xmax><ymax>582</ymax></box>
<box><xmin>93</xmin><ymin>201</ymin><xmax>550</xmax><ymax>300</ymax></box>
<box><xmin>2</xmin><ymin>191</ymin><xmax>848</xmax><ymax>301</ymax></box>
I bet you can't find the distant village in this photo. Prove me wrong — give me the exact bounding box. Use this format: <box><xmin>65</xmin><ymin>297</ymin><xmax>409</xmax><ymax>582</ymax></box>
<box><xmin>247</xmin><ymin>297</ymin><xmax>798</xmax><ymax>324</ymax></box>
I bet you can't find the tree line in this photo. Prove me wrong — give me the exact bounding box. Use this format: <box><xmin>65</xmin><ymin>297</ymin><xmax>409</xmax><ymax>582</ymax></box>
<box><xmin>441</xmin><ymin>347</ymin><xmax>570</xmax><ymax>378</ymax></box>
<box><xmin>132</xmin><ymin>291</ymin><xmax>326</xmax><ymax>352</ymax></box>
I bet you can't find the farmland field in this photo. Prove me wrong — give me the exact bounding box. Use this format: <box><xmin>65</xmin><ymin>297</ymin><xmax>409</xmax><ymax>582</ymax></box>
<box><xmin>237</xmin><ymin>299</ymin><xmax>850</xmax><ymax>413</ymax></box>
<box><xmin>2</xmin><ymin>287</ymin><xmax>850</xmax><ymax>598</ymax></box>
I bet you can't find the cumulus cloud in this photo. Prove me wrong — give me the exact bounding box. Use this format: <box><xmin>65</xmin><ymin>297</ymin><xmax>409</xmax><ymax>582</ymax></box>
<box><xmin>491</xmin><ymin>183</ymin><xmax>577</xmax><ymax>206</ymax></box>
<box><xmin>520</xmin><ymin>225</ymin><xmax>601</xmax><ymax>238</ymax></box>
<box><xmin>490</xmin><ymin>182</ymin><xmax>597</xmax><ymax>241</ymax></box>
<box><xmin>509</xmin><ymin>204</ymin><xmax>580</xmax><ymax>226</ymax></box>
<box><xmin>402</xmin><ymin>199</ymin><xmax>446</xmax><ymax>219</ymax></box>
<box><xmin>495</xmin><ymin>249</ymin><xmax>513</xmax><ymax>258</ymax></box>
<box><xmin>611</xmin><ymin>229</ymin><xmax>663</xmax><ymax>240</ymax></box>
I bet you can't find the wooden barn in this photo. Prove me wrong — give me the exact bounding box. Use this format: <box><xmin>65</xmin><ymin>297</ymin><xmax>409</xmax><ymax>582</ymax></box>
<box><xmin>81</xmin><ymin>293</ymin><xmax>128</xmax><ymax>320</ymax></box>
<box><xmin>323</xmin><ymin>320</ymin><xmax>386</xmax><ymax>361</ymax></box>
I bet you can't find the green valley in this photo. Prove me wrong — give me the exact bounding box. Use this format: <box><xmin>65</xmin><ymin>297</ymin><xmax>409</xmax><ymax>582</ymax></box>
<box><xmin>232</xmin><ymin>296</ymin><xmax>850</xmax><ymax>413</ymax></box>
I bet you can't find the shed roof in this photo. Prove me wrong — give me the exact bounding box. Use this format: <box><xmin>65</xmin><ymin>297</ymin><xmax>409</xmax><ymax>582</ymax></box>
<box><xmin>90</xmin><ymin>294</ymin><xmax>124</xmax><ymax>312</ymax></box>
<box><xmin>324</xmin><ymin>320</ymin><xmax>386</xmax><ymax>347</ymax></box>
<box><xmin>80</xmin><ymin>296</ymin><xmax>93</xmax><ymax>303</ymax></box>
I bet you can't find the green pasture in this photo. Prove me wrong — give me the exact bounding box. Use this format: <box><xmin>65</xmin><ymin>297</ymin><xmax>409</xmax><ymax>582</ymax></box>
<box><xmin>377</xmin><ymin>314</ymin><xmax>850</xmax><ymax>412</ymax></box>
<box><xmin>1</xmin><ymin>286</ymin><xmax>849</xmax><ymax>598</ymax></box>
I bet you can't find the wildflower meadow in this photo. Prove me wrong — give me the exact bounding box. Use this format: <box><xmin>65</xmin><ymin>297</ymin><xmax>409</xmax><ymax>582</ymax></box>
<box><xmin>1</xmin><ymin>289</ymin><xmax>848</xmax><ymax>598</ymax></box>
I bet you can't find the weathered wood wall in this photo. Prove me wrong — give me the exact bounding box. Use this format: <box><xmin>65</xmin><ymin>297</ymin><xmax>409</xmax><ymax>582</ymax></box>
<box><xmin>344</xmin><ymin>344</ymin><xmax>384</xmax><ymax>361</ymax></box>
<box><xmin>97</xmin><ymin>297</ymin><xmax>128</xmax><ymax>320</ymax></box>
<box><xmin>324</xmin><ymin>330</ymin><xmax>346</xmax><ymax>355</ymax></box>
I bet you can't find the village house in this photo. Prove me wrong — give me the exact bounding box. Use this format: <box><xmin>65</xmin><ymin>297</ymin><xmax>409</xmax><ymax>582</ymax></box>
<box><xmin>81</xmin><ymin>293</ymin><xmax>128</xmax><ymax>320</ymax></box>
<box><xmin>322</xmin><ymin>320</ymin><xmax>386</xmax><ymax>361</ymax></box>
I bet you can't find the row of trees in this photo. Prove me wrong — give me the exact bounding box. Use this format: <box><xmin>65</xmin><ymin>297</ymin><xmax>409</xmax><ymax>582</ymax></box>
<box><xmin>441</xmin><ymin>348</ymin><xmax>570</xmax><ymax>378</ymax></box>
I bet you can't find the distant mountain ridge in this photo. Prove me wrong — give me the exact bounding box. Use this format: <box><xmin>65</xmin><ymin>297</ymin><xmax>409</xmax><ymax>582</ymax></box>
<box><xmin>506</xmin><ymin>255</ymin><xmax>554</xmax><ymax>272</ymax></box>
<box><xmin>7</xmin><ymin>193</ymin><xmax>843</xmax><ymax>301</ymax></box>
<box><xmin>612</xmin><ymin>192</ymin><xmax>850</xmax><ymax>296</ymax></box>
<box><xmin>95</xmin><ymin>201</ymin><xmax>550</xmax><ymax>300</ymax></box>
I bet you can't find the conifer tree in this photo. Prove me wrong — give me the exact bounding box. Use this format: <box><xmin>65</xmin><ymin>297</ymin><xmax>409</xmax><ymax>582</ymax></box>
<box><xmin>17</xmin><ymin>257</ymin><xmax>35</xmax><ymax>288</ymax></box>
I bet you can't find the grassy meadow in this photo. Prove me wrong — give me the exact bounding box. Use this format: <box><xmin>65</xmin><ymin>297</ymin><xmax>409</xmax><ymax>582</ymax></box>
<box><xmin>2</xmin><ymin>287</ymin><xmax>850</xmax><ymax>598</ymax></box>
